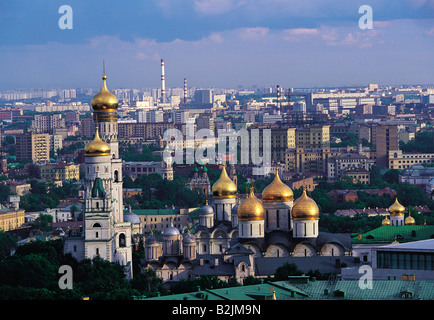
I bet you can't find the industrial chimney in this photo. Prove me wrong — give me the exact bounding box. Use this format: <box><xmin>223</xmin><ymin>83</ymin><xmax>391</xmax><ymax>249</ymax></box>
<box><xmin>276</xmin><ymin>85</ymin><xmax>281</xmax><ymax>115</ymax></box>
<box><xmin>161</xmin><ymin>59</ymin><xmax>166</xmax><ymax>103</ymax></box>
<box><xmin>184</xmin><ymin>78</ymin><xmax>187</xmax><ymax>104</ymax></box>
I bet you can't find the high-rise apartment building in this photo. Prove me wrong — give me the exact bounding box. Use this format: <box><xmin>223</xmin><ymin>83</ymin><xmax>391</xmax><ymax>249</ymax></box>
<box><xmin>374</xmin><ymin>125</ymin><xmax>399</xmax><ymax>168</ymax></box>
<box><xmin>31</xmin><ymin>113</ymin><xmax>65</xmax><ymax>134</ymax></box>
<box><xmin>16</xmin><ymin>132</ymin><xmax>50</xmax><ymax>163</ymax></box>
<box><xmin>295</xmin><ymin>125</ymin><xmax>330</xmax><ymax>148</ymax></box>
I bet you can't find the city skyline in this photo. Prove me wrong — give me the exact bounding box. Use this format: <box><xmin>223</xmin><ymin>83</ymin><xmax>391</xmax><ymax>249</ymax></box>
<box><xmin>0</xmin><ymin>0</ymin><xmax>433</xmax><ymax>90</ymax></box>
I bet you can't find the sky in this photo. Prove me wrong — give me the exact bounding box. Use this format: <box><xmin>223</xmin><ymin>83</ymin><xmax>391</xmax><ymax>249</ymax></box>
<box><xmin>0</xmin><ymin>0</ymin><xmax>433</xmax><ymax>90</ymax></box>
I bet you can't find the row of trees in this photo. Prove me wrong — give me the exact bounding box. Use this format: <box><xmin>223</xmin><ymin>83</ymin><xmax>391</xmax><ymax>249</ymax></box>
<box><xmin>20</xmin><ymin>179</ymin><xmax>79</xmax><ymax>212</ymax></box>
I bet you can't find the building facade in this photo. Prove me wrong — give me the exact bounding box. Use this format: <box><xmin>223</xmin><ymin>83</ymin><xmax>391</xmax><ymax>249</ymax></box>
<box><xmin>64</xmin><ymin>73</ymin><xmax>133</xmax><ymax>279</ymax></box>
<box><xmin>16</xmin><ymin>132</ymin><xmax>50</xmax><ymax>163</ymax></box>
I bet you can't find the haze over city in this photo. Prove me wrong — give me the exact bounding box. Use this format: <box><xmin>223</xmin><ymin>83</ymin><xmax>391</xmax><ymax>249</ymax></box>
<box><xmin>0</xmin><ymin>0</ymin><xmax>433</xmax><ymax>90</ymax></box>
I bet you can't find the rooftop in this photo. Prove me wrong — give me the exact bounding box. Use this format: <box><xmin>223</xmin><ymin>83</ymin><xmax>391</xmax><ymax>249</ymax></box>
<box><xmin>352</xmin><ymin>225</ymin><xmax>434</xmax><ymax>244</ymax></box>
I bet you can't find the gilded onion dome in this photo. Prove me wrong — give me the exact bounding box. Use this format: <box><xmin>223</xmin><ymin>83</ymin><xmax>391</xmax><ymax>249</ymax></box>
<box><xmin>91</xmin><ymin>74</ymin><xmax>118</xmax><ymax>111</ymax></box>
<box><xmin>405</xmin><ymin>213</ymin><xmax>415</xmax><ymax>225</ymax></box>
<box><xmin>84</xmin><ymin>127</ymin><xmax>111</xmax><ymax>157</ymax></box>
<box><xmin>389</xmin><ymin>198</ymin><xmax>405</xmax><ymax>216</ymax></box>
<box><xmin>382</xmin><ymin>215</ymin><xmax>391</xmax><ymax>226</ymax></box>
<box><xmin>212</xmin><ymin>165</ymin><xmax>237</xmax><ymax>198</ymax></box>
<box><xmin>262</xmin><ymin>168</ymin><xmax>293</xmax><ymax>202</ymax></box>
<box><xmin>238</xmin><ymin>187</ymin><xmax>265</xmax><ymax>221</ymax></box>
<box><xmin>292</xmin><ymin>186</ymin><xmax>320</xmax><ymax>221</ymax></box>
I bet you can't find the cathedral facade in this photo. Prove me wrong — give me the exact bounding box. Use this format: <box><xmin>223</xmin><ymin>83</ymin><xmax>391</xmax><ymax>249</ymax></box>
<box><xmin>142</xmin><ymin>165</ymin><xmax>353</xmax><ymax>283</ymax></box>
<box><xmin>64</xmin><ymin>73</ymin><xmax>133</xmax><ymax>279</ymax></box>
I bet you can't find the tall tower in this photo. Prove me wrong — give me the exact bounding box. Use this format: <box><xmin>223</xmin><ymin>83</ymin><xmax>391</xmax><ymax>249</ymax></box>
<box><xmin>90</xmin><ymin>71</ymin><xmax>123</xmax><ymax>223</ymax></box>
<box><xmin>161</xmin><ymin>59</ymin><xmax>166</xmax><ymax>103</ymax></box>
<box><xmin>184</xmin><ymin>78</ymin><xmax>188</xmax><ymax>104</ymax></box>
<box><xmin>86</xmin><ymin>71</ymin><xmax>132</xmax><ymax>278</ymax></box>
<box><xmin>64</xmin><ymin>70</ymin><xmax>133</xmax><ymax>279</ymax></box>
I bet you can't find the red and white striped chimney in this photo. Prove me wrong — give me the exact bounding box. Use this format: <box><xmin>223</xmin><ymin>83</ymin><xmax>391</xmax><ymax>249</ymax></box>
<box><xmin>161</xmin><ymin>59</ymin><xmax>166</xmax><ymax>103</ymax></box>
<box><xmin>184</xmin><ymin>78</ymin><xmax>187</xmax><ymax>104</ymax></box>
<box><xmin>276</xmin><ymin>85</ymin><xmax>281</xmax><ymax>115</ymax></box>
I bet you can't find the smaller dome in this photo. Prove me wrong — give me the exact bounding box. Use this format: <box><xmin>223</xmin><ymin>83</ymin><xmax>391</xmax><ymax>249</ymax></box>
<box><xmin>84</xmin><ymin>127</ymin><xmax>111</xmax><ymax>157</ymax></box>
<box><xmin>163</xmin><ymin>222</ymin><xmax>180</xmax><ymax>236</ymax></box>
<box><xmin>238</xmin><ymin>187</ymin><xmax>265</xmax><ymax>221</ymax></box>
<box><xmin>183</xmin><ymin>233</ymin><xmax>196</xmax><ymax>244</ymax></box>
<box><xmin>123</xmin><ymin>206</ymin><xmax>141</xmax><ymax>224</ymax></box>
<box><xmin>200</xmin><ymin>200</ymin><xmax>214</xmax><ymax>216</ymax></box>
<box><xmin>291</xmin><ymin>186</ymin><xmax>320</xmax><ymax>221</ymax></box>
<box><xmin>231</xmin><ymin>198</ymin><xmax>241</xmax><ymax>215</ymax></box>
<box><xmin>382</xmin><ymin>215</ymin><xmax>391</xmax><ymax>226</ymax></box>
<box><xmin>389</xmin><ymin>198</ymin><xmax>405</xmax><ymax>216</ymax></box>
<box><xmin>145</xmin><ymin>234</ymin><xmax>159</xmax><ymax>245</ymax></box>
<box><xmin>405</xmin><ymin>214</ymin><xmax>415</xmax><ymax>225</ymax></box>
<box><xmin>91</xmin><ymin>74</ymin><xmax>119</xmax><ymax>111</ymax></box>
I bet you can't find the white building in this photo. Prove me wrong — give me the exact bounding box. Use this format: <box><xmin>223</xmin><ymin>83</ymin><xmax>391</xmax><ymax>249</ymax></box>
<box><xmin>64</xmin><ymin>73</ymin><xmax>133</xmax><ymax>279</ymax></box>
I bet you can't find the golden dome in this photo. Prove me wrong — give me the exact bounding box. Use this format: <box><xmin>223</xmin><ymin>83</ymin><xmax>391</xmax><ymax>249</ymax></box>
<box><xmin>405</xmin><ymin>214</ymin><xmax>415</xmax><ymax>225</ymax></box>
<box><xmin>292</xmin><ymin>186</ymin><xmax>319</xmax><ymax>221</ymax></box>
<box><xmin>84</xmin><ymin>127</ymin><xmax>111</xmax><ymax>157</ymax></box>
<box><xmin>382</xmin><ymin>215</ymin><xmax>391</xmax><ymax>226</ymax></box>
<box><xmin>91</xmin><ymin>74</ymin><xmax>118</xmax><ymax>111</ymax></box>
<box><xmin>212</xmin><ymin>165</ymin><xmax>237</xmax><ymax>198</ymax></box>
<box><xmin>238</xmin><ymin>187</ymin><xmax>265</xmax><ymax>221</ymax></box>
<box><xmin>389</xmin><ymin>198</ymin><xmax>405</xmax><ymax>216</ymax></box>
<box><xmin>262</xmin><ymin>168</ymin><xmax>294</xmax><ymax>202</ymax></box>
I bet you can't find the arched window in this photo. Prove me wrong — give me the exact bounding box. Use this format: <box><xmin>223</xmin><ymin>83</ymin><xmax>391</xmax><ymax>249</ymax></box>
<box><xmin>96</xmin><ymin>248</ymin><xmax>100</xmax><ymax>255</ymax></box>
<box><xmin>114</xmin><ymin>170</ymin><xmax>119</xmax><ymax>182</ymax></box>
<box><xmin>119</xmin><ymin>233</ymin><xmax>126</xmax><ymax>248</ymax></box>
<box><xmin>93</xmin><ymin>223</ymin><xmax>102</xmax><ymax>228</ymax></box>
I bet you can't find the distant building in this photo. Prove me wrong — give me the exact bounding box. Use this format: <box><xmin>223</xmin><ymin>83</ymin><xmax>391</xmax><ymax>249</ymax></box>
<box><xmin>16</xmin><ymin>132</ymin><xmax>50</xmax><ymax>163</ymax></box>
<box><xmin>374</xmin><ymin>125</ymin><xmax>399</xmax><ymax>169</ymax></box>
<box><xmin>327</xmin><ymin>152</ymin><xmax>375</xmax><ymax>182</ymax></box>
<box><xmin>31</xmin><ymin>113</ymin><xmax>65</xmax><ymax>134</ymax></box>
<box><xmin>388</xmin><ymin>150</ymin><xmax>434</xmax><ymax>170</ymax></box>
<box><xmin>189</xmin><ymin>166</ymin><xmax>211</xmax><ymax>195</ymax></box>
<box><xmin>39</xmin><ymin>162</ymin><xmax>80</xmax><ymax>181</ymax></box>
<box><xmin>0</xmin><ymin>208</ymin><xmax>25</xmax><ymax>232</ymax></box>
<box><xmin>123</xmin><ymin>161</ymin><xmax>173</xmax><ymax>181</ymax></box>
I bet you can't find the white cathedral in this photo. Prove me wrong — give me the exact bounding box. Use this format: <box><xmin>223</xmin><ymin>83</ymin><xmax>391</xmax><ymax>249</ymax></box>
<box><xmin>64</xmin><ymin>73</ymin><xmax>133</xmax><ymax>279</ymax></box>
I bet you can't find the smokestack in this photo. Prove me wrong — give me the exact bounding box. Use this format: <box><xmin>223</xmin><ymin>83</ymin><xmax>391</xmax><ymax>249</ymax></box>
<box><xmin>184</xmin><ymin>78</ymin><xmax>187</xmax><ymax>104</ymax></box>
<box><xmin>276</xmin><ymin>85</ymin><xmax>281</xmax><ymax>115</ymax></box>
<box><xmin>161</xmin><ymin>59</ymin><xmax>166</xmax><ymax>103</ymax></box>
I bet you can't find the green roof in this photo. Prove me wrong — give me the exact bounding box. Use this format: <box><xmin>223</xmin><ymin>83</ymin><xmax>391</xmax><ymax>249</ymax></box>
<box><xmin>138</xmin><ymin>281</ymin><xmax>307</xmax><ymax>301</ymax></box>
<box><xmin>135</xmin><ymin>279</ymin><xmax>434</xmax><ymax>300</ymax></box>
<box><xmin>132</xmin><ymin>208</ymin><xmax>179</xmax><ymax>216</ymax></box>
<box><xmin>352</xmin><ymin>225</ymin><xmax>434</xmax><ymax>244</ymax></box>
<box><xmin>283</xmin><ymin>279</ymin><xmax>434</xmax><ymax>300</ymax></box>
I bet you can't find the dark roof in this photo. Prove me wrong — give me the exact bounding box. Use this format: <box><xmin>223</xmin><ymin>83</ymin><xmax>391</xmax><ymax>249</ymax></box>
<box><xmin>254</xmin><ymin>256</ymin><xmax>360</xmax><ymax>276</ymax></box>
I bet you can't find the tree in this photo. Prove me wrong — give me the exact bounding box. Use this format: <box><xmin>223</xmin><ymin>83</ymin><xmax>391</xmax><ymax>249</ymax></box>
<box><xmin>273</xmin><ymin>262</ymin><xmax>303</xmax><ymax>281</ymax></box>
<box><xmin>382</xmin><ymin>169</ymin><xmax>400</xmax><ymax>184</ymax></box>
<box><xmin>0</xmin><ymin>231</ymin><xmax>17</xmax><ymax>262</ymax></box>
<box><xmin>130</xmin><ymin>267</ymin><xmax>167</xmax><ymax>297</ymax></box>
<box><xmin>31</xmin><ymin>214</ymin><xmax>53</xmax><ymax>232</ymax></box>
<box><xmin>0</xmin><ymin>254</ymin><xmax>58</xmax><ymax>289</ymax></box>
<box><xmin>369</xmin><ymin>166</ymin><xmax>384</xmax><ymax>188</ymax></box>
